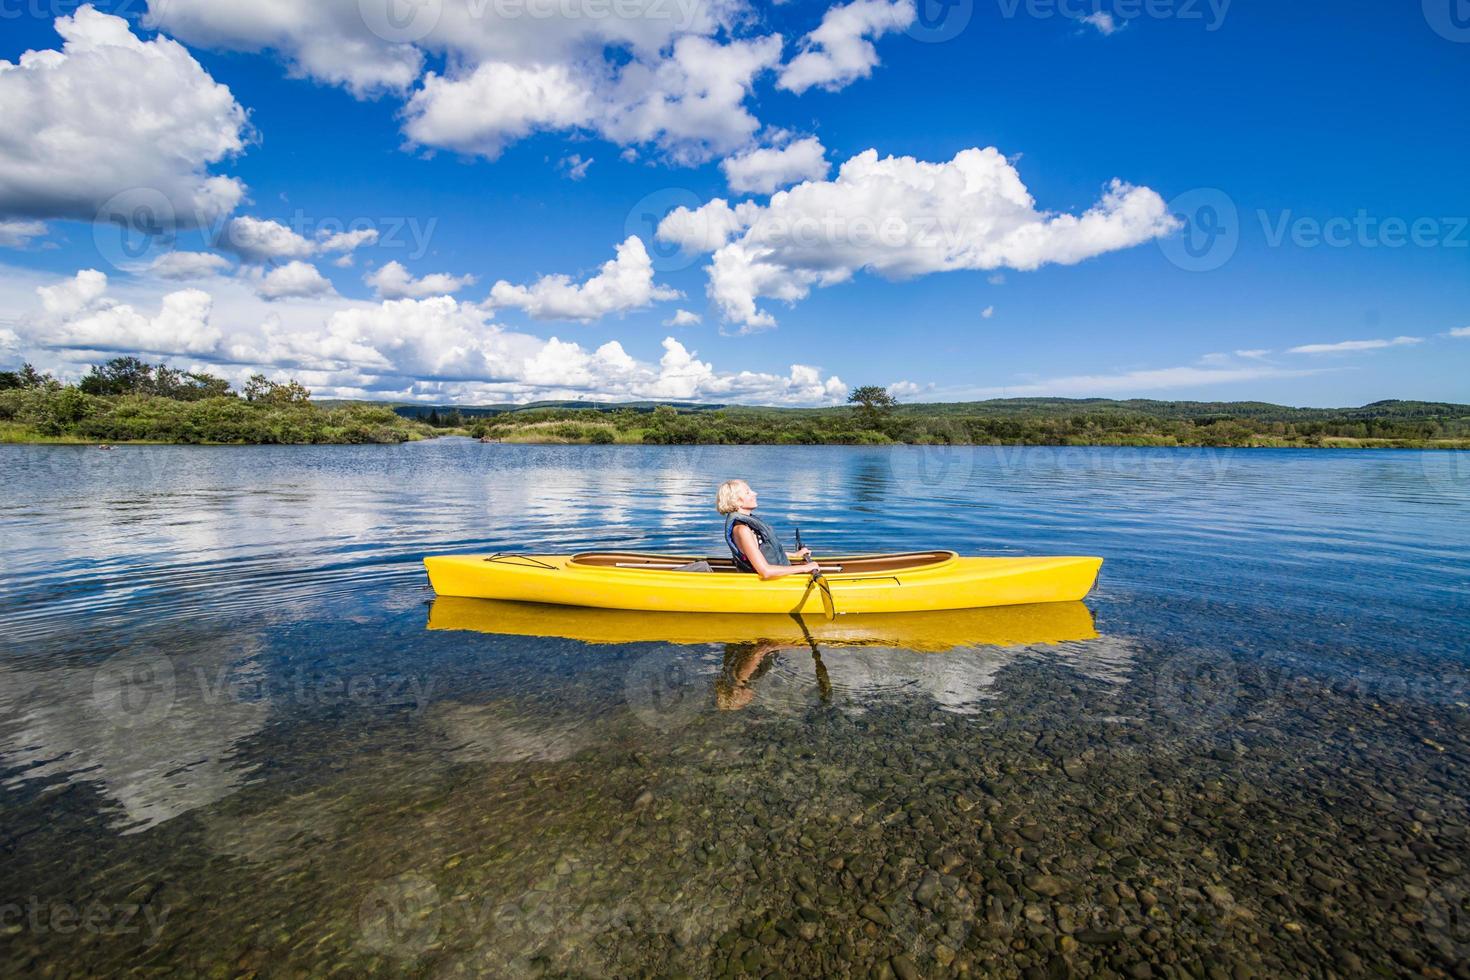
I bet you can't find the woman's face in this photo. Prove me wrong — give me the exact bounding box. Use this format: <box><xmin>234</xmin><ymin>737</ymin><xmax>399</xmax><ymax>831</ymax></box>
<box><xmin>738</xmin><ymin>485</ymin><xmax>758</xmax><ymax>510</ymax></box>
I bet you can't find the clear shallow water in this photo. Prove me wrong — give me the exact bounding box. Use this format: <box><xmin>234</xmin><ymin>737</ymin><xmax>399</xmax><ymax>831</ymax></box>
<box><xmin>1</xmin><ymin>440</ymin><xmax>1468</xmax><ymax>977</ymax></box>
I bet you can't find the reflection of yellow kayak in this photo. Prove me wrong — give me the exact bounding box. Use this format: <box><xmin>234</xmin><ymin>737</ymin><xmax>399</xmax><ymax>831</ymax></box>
<box><xmin>423</xmin><ymin>551</ymin><xmax>1103</xmax><ymax>614</ymax></box>
<box><xmin>427</xmin><ymin>597</ymin><xmax>1097</xmax><ymax>652</ymax></box>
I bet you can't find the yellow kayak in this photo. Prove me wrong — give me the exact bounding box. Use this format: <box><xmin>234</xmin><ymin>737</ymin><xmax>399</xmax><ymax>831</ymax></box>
<box><xmin>427</xmin><ymin>596</ymin><xmax>1098</xmax><ymax>651</ymax></box>
<box><xmin>423</xmin><ymin>550</ymin><xmax>1102</xmax><ymax>614</ymax></box>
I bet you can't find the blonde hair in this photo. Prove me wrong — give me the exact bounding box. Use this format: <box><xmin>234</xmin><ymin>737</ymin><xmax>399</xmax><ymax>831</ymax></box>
<box><xmin>715</xmin><ymin>479</ymin><xmax>750</xmax><ymax>515</ymax></box>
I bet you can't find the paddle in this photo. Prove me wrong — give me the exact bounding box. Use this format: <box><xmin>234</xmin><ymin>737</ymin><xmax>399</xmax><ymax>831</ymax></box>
<box><xmin>796</xmin><ymin>526</ymin><xmax>836</xmax><ymax>621</ymax></box>
<box><xmin>790</xmin><ymin>611</ymin><xmax>834</xmax><ymax>703</ymax></box>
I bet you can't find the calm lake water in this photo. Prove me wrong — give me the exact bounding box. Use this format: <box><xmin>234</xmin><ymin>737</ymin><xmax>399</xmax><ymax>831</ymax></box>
<box><xmin>1</xmin><ymin>440</ymin><xmax>1468</xmax><ymax>977</ymax></box>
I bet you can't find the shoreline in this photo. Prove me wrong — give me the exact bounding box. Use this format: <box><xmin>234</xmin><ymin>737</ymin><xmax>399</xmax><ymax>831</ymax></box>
<box><xmin>4</xmin><ymin>432</ymin><xmax>1466</xmax><ymax>450</ymax></box>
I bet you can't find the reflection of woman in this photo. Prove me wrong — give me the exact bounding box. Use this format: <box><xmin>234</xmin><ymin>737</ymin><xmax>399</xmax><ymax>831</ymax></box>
<box><xmin>716</xmin><ymin>480</ymin><xmax>819</xmax><ymax>580</ymax></box>
<box><xmin>714</xmin><ymin>641</ymin><xmax>832</xmax><ymax>710</ymax></box>
<box><xmin>714</xmin><ymin>642</ymin><xmax>785</xmax><ymax>711</ymax></box>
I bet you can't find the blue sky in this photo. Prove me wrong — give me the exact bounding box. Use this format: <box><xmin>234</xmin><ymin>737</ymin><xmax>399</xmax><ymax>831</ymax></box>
<box><xmin>0</xmin><ymin>0</ymin><xmax>1466</xmax><ymax>405</ymax></box>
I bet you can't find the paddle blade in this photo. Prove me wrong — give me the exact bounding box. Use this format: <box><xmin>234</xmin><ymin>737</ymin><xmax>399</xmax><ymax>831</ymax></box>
<box><xmin>816</xmin><ymin>574</ymin><xmax>835</xmax><ymax>621</ymax></box>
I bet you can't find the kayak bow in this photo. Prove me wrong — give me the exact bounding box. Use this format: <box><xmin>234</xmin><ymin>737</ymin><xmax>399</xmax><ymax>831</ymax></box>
<box><xmin>423</xmin><ymin>551</ymin><xmax>1102</xmax><ymax>615</ymax></box>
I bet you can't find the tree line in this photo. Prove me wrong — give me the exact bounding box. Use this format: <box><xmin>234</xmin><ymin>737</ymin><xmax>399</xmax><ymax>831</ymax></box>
<box><xmin>465</xmin><ymin>387</ymin><xmax>1470</xmax><ymax>449</ymax></box>
<box><xmin>0</xmin><ymin>358</ymin><xmax>431</xmax><ymax>444</ymax></box>
<box><xmin>5</xmin><ymin>364</ymin><xmax>1465</xmax><ymax>448</ymax></box>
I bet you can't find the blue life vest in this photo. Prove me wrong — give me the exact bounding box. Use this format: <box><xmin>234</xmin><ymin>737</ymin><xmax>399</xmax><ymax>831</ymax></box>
<box><xmin>725</xmin><ymin>513</ymin><xmax>790</xmax><ymax>573</ymax></box>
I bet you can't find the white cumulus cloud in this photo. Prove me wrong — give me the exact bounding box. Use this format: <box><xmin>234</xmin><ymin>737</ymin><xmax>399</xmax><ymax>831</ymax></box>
<box><xmin>663</xmin><ymin>309</ymin><xmax>703</xmax><ymax>326</ymax></box>
<box><xmin>489</xmin><ymin>236</ymin><xmax>680</xmax><ymax>322</ymax></box>
<box><xmin>33</xmin><ymin>269</ymin><xmax>220</xmax><ymax>355</ymax></box>
<box><xmin>660</xmin><ymin>146</ymin><xmax>1178</xmax><ymax>329</ymax></box>
<box><xmin>143</xmin><ymin>1</ymin><xmax>904</xmax><ymax>168</ymax></box>
<box><xmin>598</xmin><ymin>35</ymin><xmax>784</xmax><ymax>165</ymax></box>
<box><xmin>657</xmin><ymin>198</ymin><xmax>762</xmax><ymax>255</ymax></box>
<box><xmin>318</xmin><ymin>228</ymin><xmax>379</xmax><ymax>253</ymax></box>
<box><xmin>217</xmin><ymin>217</ymin><xmax>379</xmax><ymax>264</ymax></box>
<box><xmin>150</xmin><ymin>252</ymin><xmax>233</xmax><ymax>280</ymax></box>
<box><xmin>0</xmin><ymin>6</ymin><xmax>248</xmax><ymax>227</ymax></box>
<box><xmin>244</xmin><ymin>261</ymin><xmax>335</xmax><ymax>301</ymax></box>
<box><xmin>12</xmin><ymin>266</ymin><xmax>849</xmax><ymax>405</ymax></box>
<box><xmin>365</xmin><ymin>261</ymin><xmax>477</xmax><ymax>300</ymax></box>
<box><xmin>144</xmin><ymin>0</ymin><xmax>425</xmax><ymax>96</ymax></box>
<box><xmin>721</xmin><ymin>136</ymin><xmax>830</xmax><ymax>195</ymax></box>
<box><xmin>217</xmin><ymin>217</ymin><xmax>316</xmax><ymax>263</ymax></box>
<box><xmin>403</xmin><ymin>61</ymin><xmax>595</xmax><ymax>160</ymax></box>
<box><xmin>777</xmin><ymin>0</ymin><xmax>915</xmax><ymax>94</ymax></box>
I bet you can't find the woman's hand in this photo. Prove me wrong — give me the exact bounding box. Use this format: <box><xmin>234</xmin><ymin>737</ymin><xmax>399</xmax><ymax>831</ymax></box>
<box><xmin>800</xmin><ymin>562</ymin><xmax>821</xmax><ymax>574</ymax></box>
<box><xmin>791</xmin><ymin>547</ymin><xmax>812</xmax><ymax>561</ymax></box>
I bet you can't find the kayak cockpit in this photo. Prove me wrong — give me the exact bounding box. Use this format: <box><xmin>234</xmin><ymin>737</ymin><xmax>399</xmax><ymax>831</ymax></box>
<box><xmin>568</xmin><ymin>551</ymin><xmax>957</xmax><ymax>575</ymax></box>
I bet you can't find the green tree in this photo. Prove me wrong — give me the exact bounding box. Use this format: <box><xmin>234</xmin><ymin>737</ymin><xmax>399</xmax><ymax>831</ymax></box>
<box><xmin>848</xmin><ymin>385</ymin><xmax>897</xmax><ymax>428</ymax></box>
<box><xmin>0</xmin><ymin>363</ymin><xmax>52</xmax><ymax>391</ymax></box>
<box><xmin>176</xmin><ymin>371</ymin><xmax>233</xmax><ymax>400</ymax></box>
<box><xmin>79</xmin><ymin>357</ymin><xmax>154</xmax><ymax>395</ymax></box>
<box><xmin>78</xmin><ymin>358</ymin><xmax>232</xmax><ymax>400</ymax></box>
<box><xmin>243</xmin><ymin>374</ymin><xmax>312</xmax><ymax>405</ymax></box>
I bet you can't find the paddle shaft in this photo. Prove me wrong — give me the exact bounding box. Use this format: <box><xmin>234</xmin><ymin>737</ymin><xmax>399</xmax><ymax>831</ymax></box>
<box><xmin>795</xmin><ymin>525</ymin><xmax>836</xmax><ymax>620</ymax></box>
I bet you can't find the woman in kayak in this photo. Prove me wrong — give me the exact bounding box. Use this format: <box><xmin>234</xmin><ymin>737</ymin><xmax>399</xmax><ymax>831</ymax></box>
<box><xmin>716</xmin><ymin>479</ymin><xmax>820</xmax><ymax>580</ymax></box>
